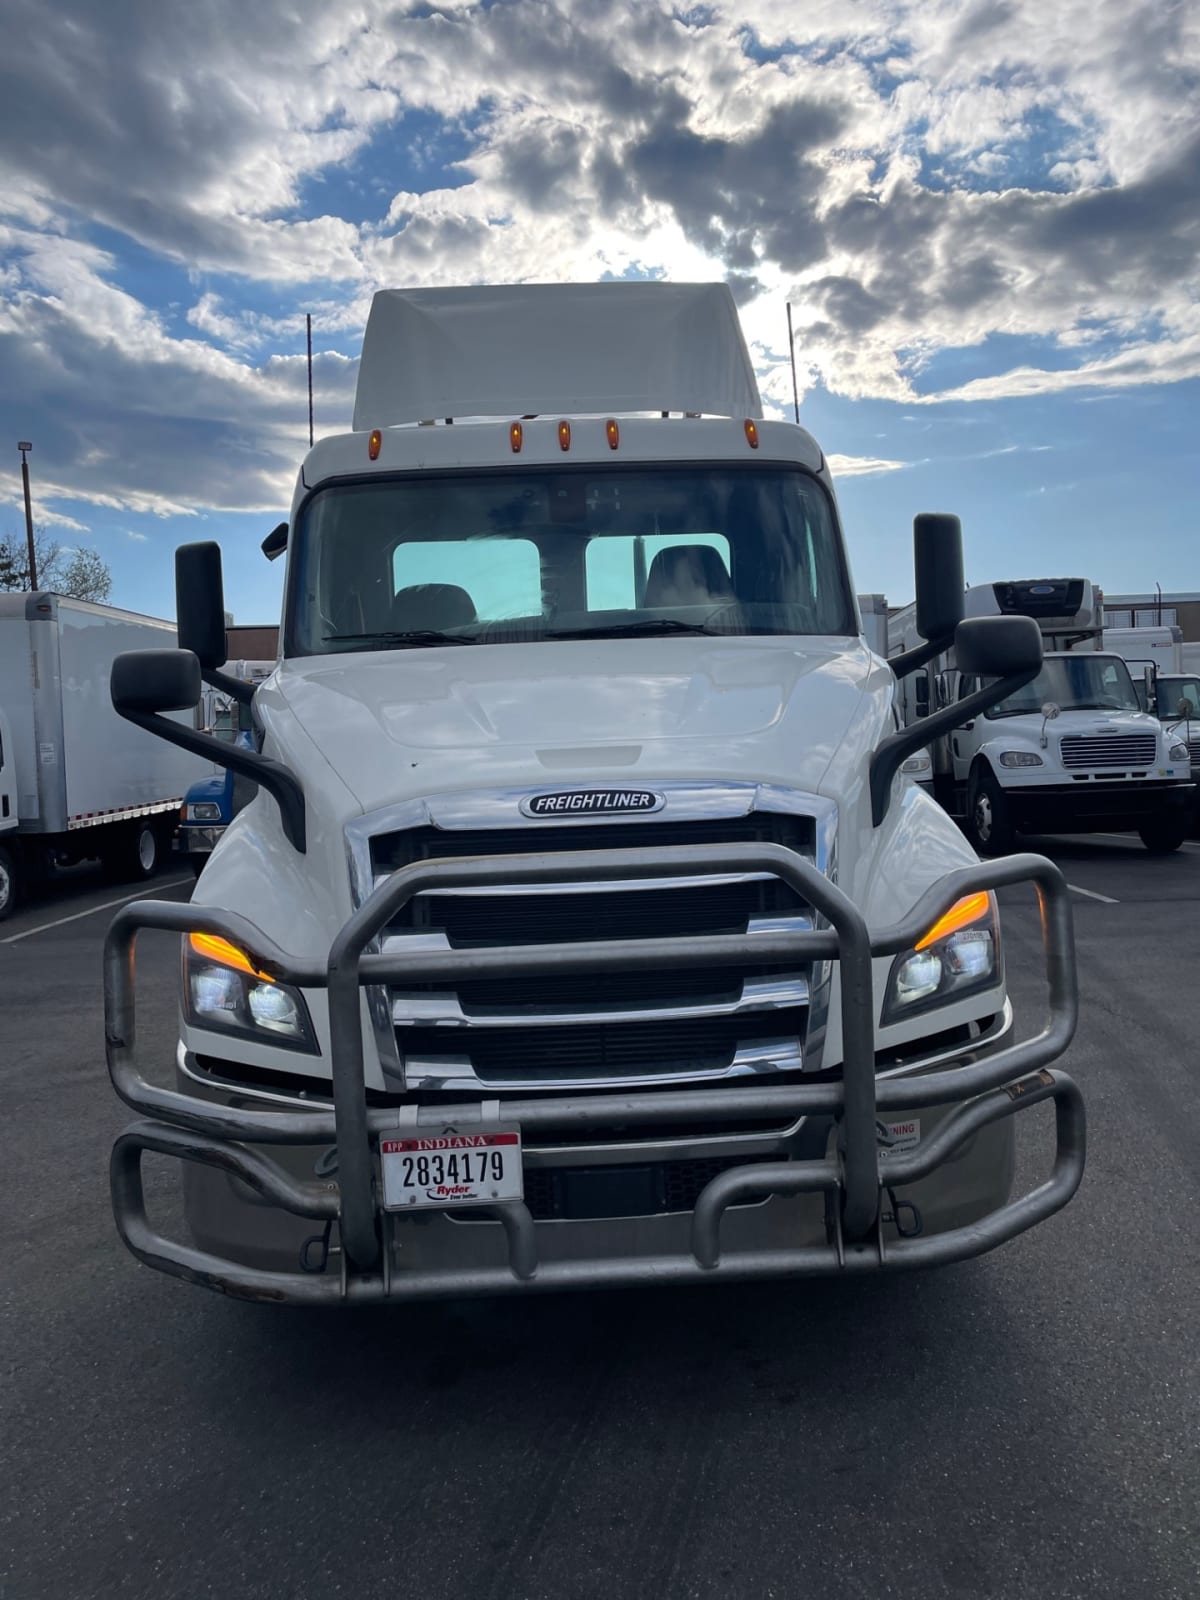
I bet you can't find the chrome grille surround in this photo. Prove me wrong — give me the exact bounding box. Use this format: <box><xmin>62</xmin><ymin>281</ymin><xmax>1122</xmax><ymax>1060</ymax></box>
<box><xmin>1060</xmin><ymin>734</ymin><xmax>1156</xmax><ymax>769</ymax></box>
<box><xmin>345</xmin><ymin>784</ymin><xmax>836</xmax><ymax>1093</ymax></box>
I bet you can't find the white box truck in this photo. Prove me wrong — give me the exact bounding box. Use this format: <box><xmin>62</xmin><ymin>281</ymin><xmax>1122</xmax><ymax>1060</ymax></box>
<box><xmin>101</xmin><ymin>282</ymin><xmax>1085</xmax><ymax>1305</ymax></box>
<box><xmin>890</xmin><ymin>578</ymin><xmax>1193</xmax><ymax>855</ymax></box>
<box><xmin>0</xmin><ymin>593</ymin><xmax>209</xmax><ymax>918</ymax></box>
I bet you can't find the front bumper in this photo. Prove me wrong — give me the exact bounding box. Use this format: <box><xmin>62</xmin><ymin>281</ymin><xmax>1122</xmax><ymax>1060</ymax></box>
<box><xmin>178</xmin><ymin>825</ymin><xmax>225</xmax><ymax>856</ymax></box>
<box><xmin>1005</xmin><ymin>780</ymin><xmax>1193</xmax><ymax>832</ymax></box>
<box><xmin>104</xmin><ymin>844</ymin><xmax>1084</xmax><ymax>1303</ymax></box>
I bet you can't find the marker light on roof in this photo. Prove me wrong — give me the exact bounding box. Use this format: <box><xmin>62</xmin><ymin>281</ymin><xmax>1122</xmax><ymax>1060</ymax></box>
<box><xmin>744</xmin><ymin>419</ymin><xmax>759</xmax><ymax>449</ymax></box>
<box><xmin>510</xmin><ymin>421</ymin><xmax>523</xmax><ymax>453</ymax></box>
<box><xmin>368</xmin><ymin>429</ymin><xmax>382</xmax><ymax>461</ymax></box>
<box><xmin>606</xmin><ymin>419</ymin><xmax>620</xmax><ymax>449</ymax></box>
<box><xmin>558</xmin><ymin>420</ymin><xmax>571</xmax><ymax>451</ymax></box>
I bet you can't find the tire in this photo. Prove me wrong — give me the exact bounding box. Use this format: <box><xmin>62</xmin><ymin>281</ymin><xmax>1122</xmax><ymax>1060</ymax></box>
<box><xmin>1138</xmin><ymin>817</ymin><xmax>1187</xmax><ymax>855</ymax></box>
<box><xmin>190</xmin><ymin>855</ymin><xmax>207</xmax><ymax>879</ymax></box>
<box><xmin>965</xmin><ymin>767</ymin><xmax>1015</xmax><ymax>856</ymax></box>
<box><xmin>0</xmin><ymin>845</ymin><xmax>17</xmax><ymax>923</ymax></box>
<box><xmin>115</xmin><ymin>820</ymin><xmax>164</xmax><ymax>881</ymax></box>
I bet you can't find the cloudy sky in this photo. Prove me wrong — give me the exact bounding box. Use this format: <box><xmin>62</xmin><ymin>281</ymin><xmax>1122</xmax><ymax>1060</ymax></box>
<box><xmin>1</xmin><ymin>0</ymin><xmax>1197</xmax><ymax>624</ymax></box>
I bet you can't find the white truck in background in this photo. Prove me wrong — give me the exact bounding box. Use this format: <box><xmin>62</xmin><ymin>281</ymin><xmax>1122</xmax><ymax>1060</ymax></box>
<box><xmin>101</xmin><ymin>281</ymin><xmax>1086</xmax><ymax>1306</ymax></box>
<box><xmin>0</xmin><ymin>593</ymin><xmax>208</xmax><ymax>919</ymax></box>
<box><xmin>890</xmin><ymin>578</ymin><xmax>1193</xmax><ymax>855</ymax></box>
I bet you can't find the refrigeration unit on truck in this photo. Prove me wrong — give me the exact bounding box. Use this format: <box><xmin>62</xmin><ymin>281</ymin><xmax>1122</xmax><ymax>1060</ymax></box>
<box><xmin>892</xmin><ymin>578</ymin><xmax>1193</xmax><ymax>855</ymax></box>
<box><xmin>0</xmin><ymin>593</ymin><xmax>208</xmax><ymax>919</ymax></box>
<box><xmin>101</xmin><ymin>282</ymin><xmax>1086</xmax><ymax>1306</ymax></box>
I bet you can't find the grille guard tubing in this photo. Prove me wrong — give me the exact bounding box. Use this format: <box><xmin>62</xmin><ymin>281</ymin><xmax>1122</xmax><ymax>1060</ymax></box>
<box><xmin>103</xmin><ymin>845</ymin><xmax>1085</xmax><ymax>1302</ymax></box>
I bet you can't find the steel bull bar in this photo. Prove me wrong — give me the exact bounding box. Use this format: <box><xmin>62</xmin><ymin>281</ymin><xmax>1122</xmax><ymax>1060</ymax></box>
<box><xmin>103</xmin><ymin>845</ymin><xmax>1085</xmax><ymax>1303</ymax></box>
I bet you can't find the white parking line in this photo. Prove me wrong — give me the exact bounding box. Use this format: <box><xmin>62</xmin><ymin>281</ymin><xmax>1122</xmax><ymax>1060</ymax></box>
<box><xmin>1067</xmin><ymin>883</ymin><xmax>1119</xmax><ymax>904</ymax></box>
<box><xmin>0</xmin><ymin>877</ymin><xmax>192</xmax><ymax>945</ymax></box>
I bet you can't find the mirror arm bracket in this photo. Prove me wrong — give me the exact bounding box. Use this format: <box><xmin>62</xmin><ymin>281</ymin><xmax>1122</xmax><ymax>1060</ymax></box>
<box><xmin>891</xmin><ymin>632</ymin><xmax>953</xmax><ymax>681</ymax></box>
<box><xmin>870</xmin><ymin>666</ymin><xmax>1039</xmax><ymax>826</ymax></box>
<box><xmin>117</xmin><ymin>709</ymin><xmax>306</xmax><ymax>852</ymax></box>
<box><xmin>203</xmin><ymin>668</ymin><xmax>256</xmax><ymax>707</ymax></box>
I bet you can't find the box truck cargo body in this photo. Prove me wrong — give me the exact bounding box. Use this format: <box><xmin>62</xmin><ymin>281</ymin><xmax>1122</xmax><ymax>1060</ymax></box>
<box><xmin>0</xmin><ymin>593</ymin><xmax>209</xmax><ymax>917</ymax></box>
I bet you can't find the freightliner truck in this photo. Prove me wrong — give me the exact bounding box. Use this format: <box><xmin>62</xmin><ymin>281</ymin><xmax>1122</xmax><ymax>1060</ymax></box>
<box><xmin>103</xmin><ymin>282</ymin><xmax>1085</xmax><ymax>1304</ymax></box>
<box><xmin>891</xmin><ymin>579</ymin><xmax>1193</xmax><ymax>855</ymax></box>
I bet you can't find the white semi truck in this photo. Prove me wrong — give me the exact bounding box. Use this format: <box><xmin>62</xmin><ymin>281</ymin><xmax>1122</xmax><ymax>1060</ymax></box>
<box><xmin>0</xmin><ymin>593</ymin><xmax>208</xmax><ymax>919</ymax></box>
<box><xmin>102</xmin><ymin>282</ymin><xmax>1085</xmax><ymax>1305</ymax></box>
<box><xmin>891</xmin><ymin>578</ymin><xmax>1193</xmax><ymax>855</ymax></box>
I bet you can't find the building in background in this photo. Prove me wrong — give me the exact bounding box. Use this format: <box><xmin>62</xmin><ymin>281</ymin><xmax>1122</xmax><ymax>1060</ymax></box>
<box><xmin>225</xmin><ymin>623</ymin><xmax>279</xmax><ymax>659</ymax></box>
<box><xmin>1102</xmin><ymin>592</ymin><xmax>1200</xmax><ymax>642</ymax></box>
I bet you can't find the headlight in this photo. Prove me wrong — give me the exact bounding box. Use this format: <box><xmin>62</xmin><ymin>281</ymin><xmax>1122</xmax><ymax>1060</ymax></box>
<box><xmin>883</xmin><ymin>891</ymin><xmax>1001</xmax><ymax>1023</ymax></box>
<box><xmin>187</xmin><ymin>802</ymin><xmax>223</xmax><ymax>822</ymax></box>
<box><xmin>1168</xmin><ymin>742</ymin><xmax>1188</xmax><ymax>762</ymax></box>
<box><xmin>183</xmin><ymin>932</ymin><xmax>317</xmax><ymax>1051</ymax></box>
<box><xmin>900</xmin><ymin>753</ymin><xmax>931</xmax><ymax>776</ymax></box>
<box><xmin>998</xmin><ymin>751</ymin><xmax>1043</xmax><ymax>768</ymax></box>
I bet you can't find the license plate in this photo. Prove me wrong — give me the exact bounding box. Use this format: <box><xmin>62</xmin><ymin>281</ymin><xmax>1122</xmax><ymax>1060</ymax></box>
<box><xmin>380</xmin><ymin>1129</ymin><xmax>523</xmax><ymax>1211</ymax></box>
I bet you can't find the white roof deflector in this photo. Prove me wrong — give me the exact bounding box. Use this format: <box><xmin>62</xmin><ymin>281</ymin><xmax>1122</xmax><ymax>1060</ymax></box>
<box><xmin>352</xmin><ymin>282</ymin><xmax>764</xmax><ymax>430</ymax></box>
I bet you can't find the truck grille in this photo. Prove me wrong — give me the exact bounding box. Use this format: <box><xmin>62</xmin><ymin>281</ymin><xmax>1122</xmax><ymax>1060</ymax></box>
<box><xmin>369</xmin><ymin>810</ymin><xmax>818</xmax><ymax>1091</ymax></box>
<box><xmin>1060</xmin><ymin>734</ymin><xmax>1156</xmax><ymax>769</ymax></box>
<box><xmin>1188</xmin><ymin>740</ymin><xmax>1200</xmax><ymax>767</ymax></box>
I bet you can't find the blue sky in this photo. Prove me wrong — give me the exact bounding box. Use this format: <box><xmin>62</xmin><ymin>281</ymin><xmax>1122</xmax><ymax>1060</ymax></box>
<box><xmin>1</xmin><ymin>0</ymin><xmax>1197</xmax><ymax>626</ymax></box>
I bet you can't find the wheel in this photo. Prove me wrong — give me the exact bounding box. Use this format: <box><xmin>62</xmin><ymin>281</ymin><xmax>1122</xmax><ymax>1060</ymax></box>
<box><xmin>965</xmin><ymin>767</ymin><xmax>1015</xmax><ymax>856</ymax></box>
<box><xmin>0</xmin><ymin>845</ymin><xmax>17</xmax><ymax>922</ymax></box>
<box><xmin>190</xmin><ymin>855</ymin><xmax>207</xmax><ymax>879</ymax></box>
<box><xmin>1138</xmin><ymin>817</ymin><xmax>1187</xmax><ymax>854</ymax></box>
<box><xmin>118</xmin><ymin>820</ymin><xmax>164</xmax><ymax>881</ymax></box>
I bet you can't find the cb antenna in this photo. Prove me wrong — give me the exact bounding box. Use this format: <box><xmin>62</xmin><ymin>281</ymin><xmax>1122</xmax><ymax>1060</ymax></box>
<box><xmin>786</xmin><ymin>303</ymin><xmax>800</xmax><ymax>424</ymax></box>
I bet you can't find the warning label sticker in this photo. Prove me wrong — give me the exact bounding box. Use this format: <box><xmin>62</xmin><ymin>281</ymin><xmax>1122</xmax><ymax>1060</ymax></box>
<box><xmin>876</xmin><ymin>1118</ymin><xmax>920</xmax><ymax>1160</ymax></box>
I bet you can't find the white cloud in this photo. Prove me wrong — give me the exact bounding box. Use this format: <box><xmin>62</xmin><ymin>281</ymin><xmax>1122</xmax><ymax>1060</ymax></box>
<box><xmin>826</xmin><ymin>453</ymin><xmax>912</xmax><ymax>477</ymax></box>
<box><xmin>0</xmin><ymin>0</ymin><xmax>1197</xmax><ymax>522</ymax></box>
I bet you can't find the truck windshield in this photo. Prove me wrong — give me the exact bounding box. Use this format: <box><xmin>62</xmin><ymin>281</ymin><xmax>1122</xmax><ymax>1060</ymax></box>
<box><xmin>286</xmin><ymin>464</ymin><xmax>855</xmax><ymax>656</ymax></box>
<box><xmin>1156</xmin><ymin>677</ymin><xmax>1200</xmax><ymax>719</ymax></box>
<box><xmin>986</xmin><ymin>655</ymin><xmax>1141</xmax><ymax>718</ymax></box>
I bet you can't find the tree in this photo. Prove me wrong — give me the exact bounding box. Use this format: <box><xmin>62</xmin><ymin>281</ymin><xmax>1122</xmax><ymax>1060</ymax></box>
<box><xmin>59</xmin><ymin>546</ymin><xmax>112</xmax><ymax>603</ymax></box>
<box><xmin>0</xmin><ymin>528</ymin><xmax>112</xmax><ymax>602</ymax></box>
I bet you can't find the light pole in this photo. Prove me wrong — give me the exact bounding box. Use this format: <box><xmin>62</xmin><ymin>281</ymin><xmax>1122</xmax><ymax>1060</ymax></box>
<box><xmin>17</xmin><ymin>441</ymin><xmax>36</xmax><ymax>590</ymax></box>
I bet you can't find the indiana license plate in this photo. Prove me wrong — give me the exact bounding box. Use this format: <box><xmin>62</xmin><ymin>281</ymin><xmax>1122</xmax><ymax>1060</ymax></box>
<box><xmin>380</xmin><ymin>1129</ymin><xmax>523</xmax><ymax>1211</ymax></box>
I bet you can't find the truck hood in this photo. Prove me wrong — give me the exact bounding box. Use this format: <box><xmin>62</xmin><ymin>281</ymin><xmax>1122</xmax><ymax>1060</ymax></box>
<box><xmin>262</xmin><ymin>638</ymin><xmax>888</xmax><ymax>816</ymax></box>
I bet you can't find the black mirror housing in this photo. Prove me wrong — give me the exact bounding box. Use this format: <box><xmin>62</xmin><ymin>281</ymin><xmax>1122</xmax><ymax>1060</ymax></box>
<box><xmin>175</xmin><ymin>542</ymin><xmax>227</xmax><ymax>669</ymax></box>
<box><xmin>111</xmin><ymin>649</ymin><xmax>201</xmax><ymax>714</ymax></box>
<box><xmin>871</xmin><ymin>613</ymin><xmax>1044</xmax><ymax>826</ymax></box>
<box><xmin>954</xmin><ymin>615</ymin><xmax>1043</xmax><ymax>679</ymax></box>
<box><xmin>111</xmin><ymin>648</ymin><xmax>306</xmax><ymax>852</ymax></box>
<box><xmin>914</xmin><ymin>513</ymin><xmax>965</xmax><ymax>643</ymax></box>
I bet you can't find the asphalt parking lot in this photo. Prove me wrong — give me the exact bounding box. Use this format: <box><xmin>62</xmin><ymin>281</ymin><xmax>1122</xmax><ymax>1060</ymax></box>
<box><xmin>1</xmin><ymin>838</ymin><xmax>1198</xmax><ymax>1599</ymax></box>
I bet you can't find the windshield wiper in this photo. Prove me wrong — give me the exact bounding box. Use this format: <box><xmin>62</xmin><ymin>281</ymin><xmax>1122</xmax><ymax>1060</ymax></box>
<box><xmin>322</xmin><ymin>629</ymin><xmax>478</xmax><ymax>648</ymax></box>
<box><xmin>543</xmin><ymin>618</ymin><xmax>730</xmax><ymax>641</ymax></box>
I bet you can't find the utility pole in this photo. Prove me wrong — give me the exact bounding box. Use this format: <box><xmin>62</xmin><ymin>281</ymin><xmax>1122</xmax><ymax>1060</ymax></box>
<box><xmin>17</xmin><ymin>441</ymin><xmax>36</xmax><ymax>590</ymax></box>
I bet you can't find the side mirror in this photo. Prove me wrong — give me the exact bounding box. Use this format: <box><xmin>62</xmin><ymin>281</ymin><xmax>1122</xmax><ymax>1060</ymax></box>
<box><xmin>111</xmin><ymin>649</ymin><xmax>201</xmax><ymax>714</ymax></box>
<box><xmin>871</xmin><ymin>614</ymin><xmax>1043</xmax><ymax>825</ymax></box>
<box><xmin>914</xmin><ymin>513</ymin><xmax>965</xmax><ymax>644</ymax></box>
<box><xmin>111</xmin><ymin>649</ymin><xmax>306</xmax><ymax>852</ymax></box>
<box><xmin>262</xmin><ymin>522</ymin><xmax>288</xmax><ymax>561</ymax></box>
<box><xmin>891</xmin><ymin>513</ymin><xmax>965</xmax><ymax>679</ymax></box>
<box><xmin>1042</xmin><ymin>701</ymin><xmax>1061</xmax><ymax>721</ymax></box>
<box><xmin>176</xmin><ymin>542</ymin><xmax>227</xmax><ymax>670</ymax></box>
<box><xmin>953</xmin><ymin>614</ymin><xmax>1043</xmax><ymax>679</ymax></box>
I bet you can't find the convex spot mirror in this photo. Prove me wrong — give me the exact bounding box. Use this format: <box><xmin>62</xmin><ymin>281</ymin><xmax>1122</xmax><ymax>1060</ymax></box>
<box><xmin>1042</xmin><ymin>702</ymin><xmax>1061</xmax><ymax>721</ymax></box>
